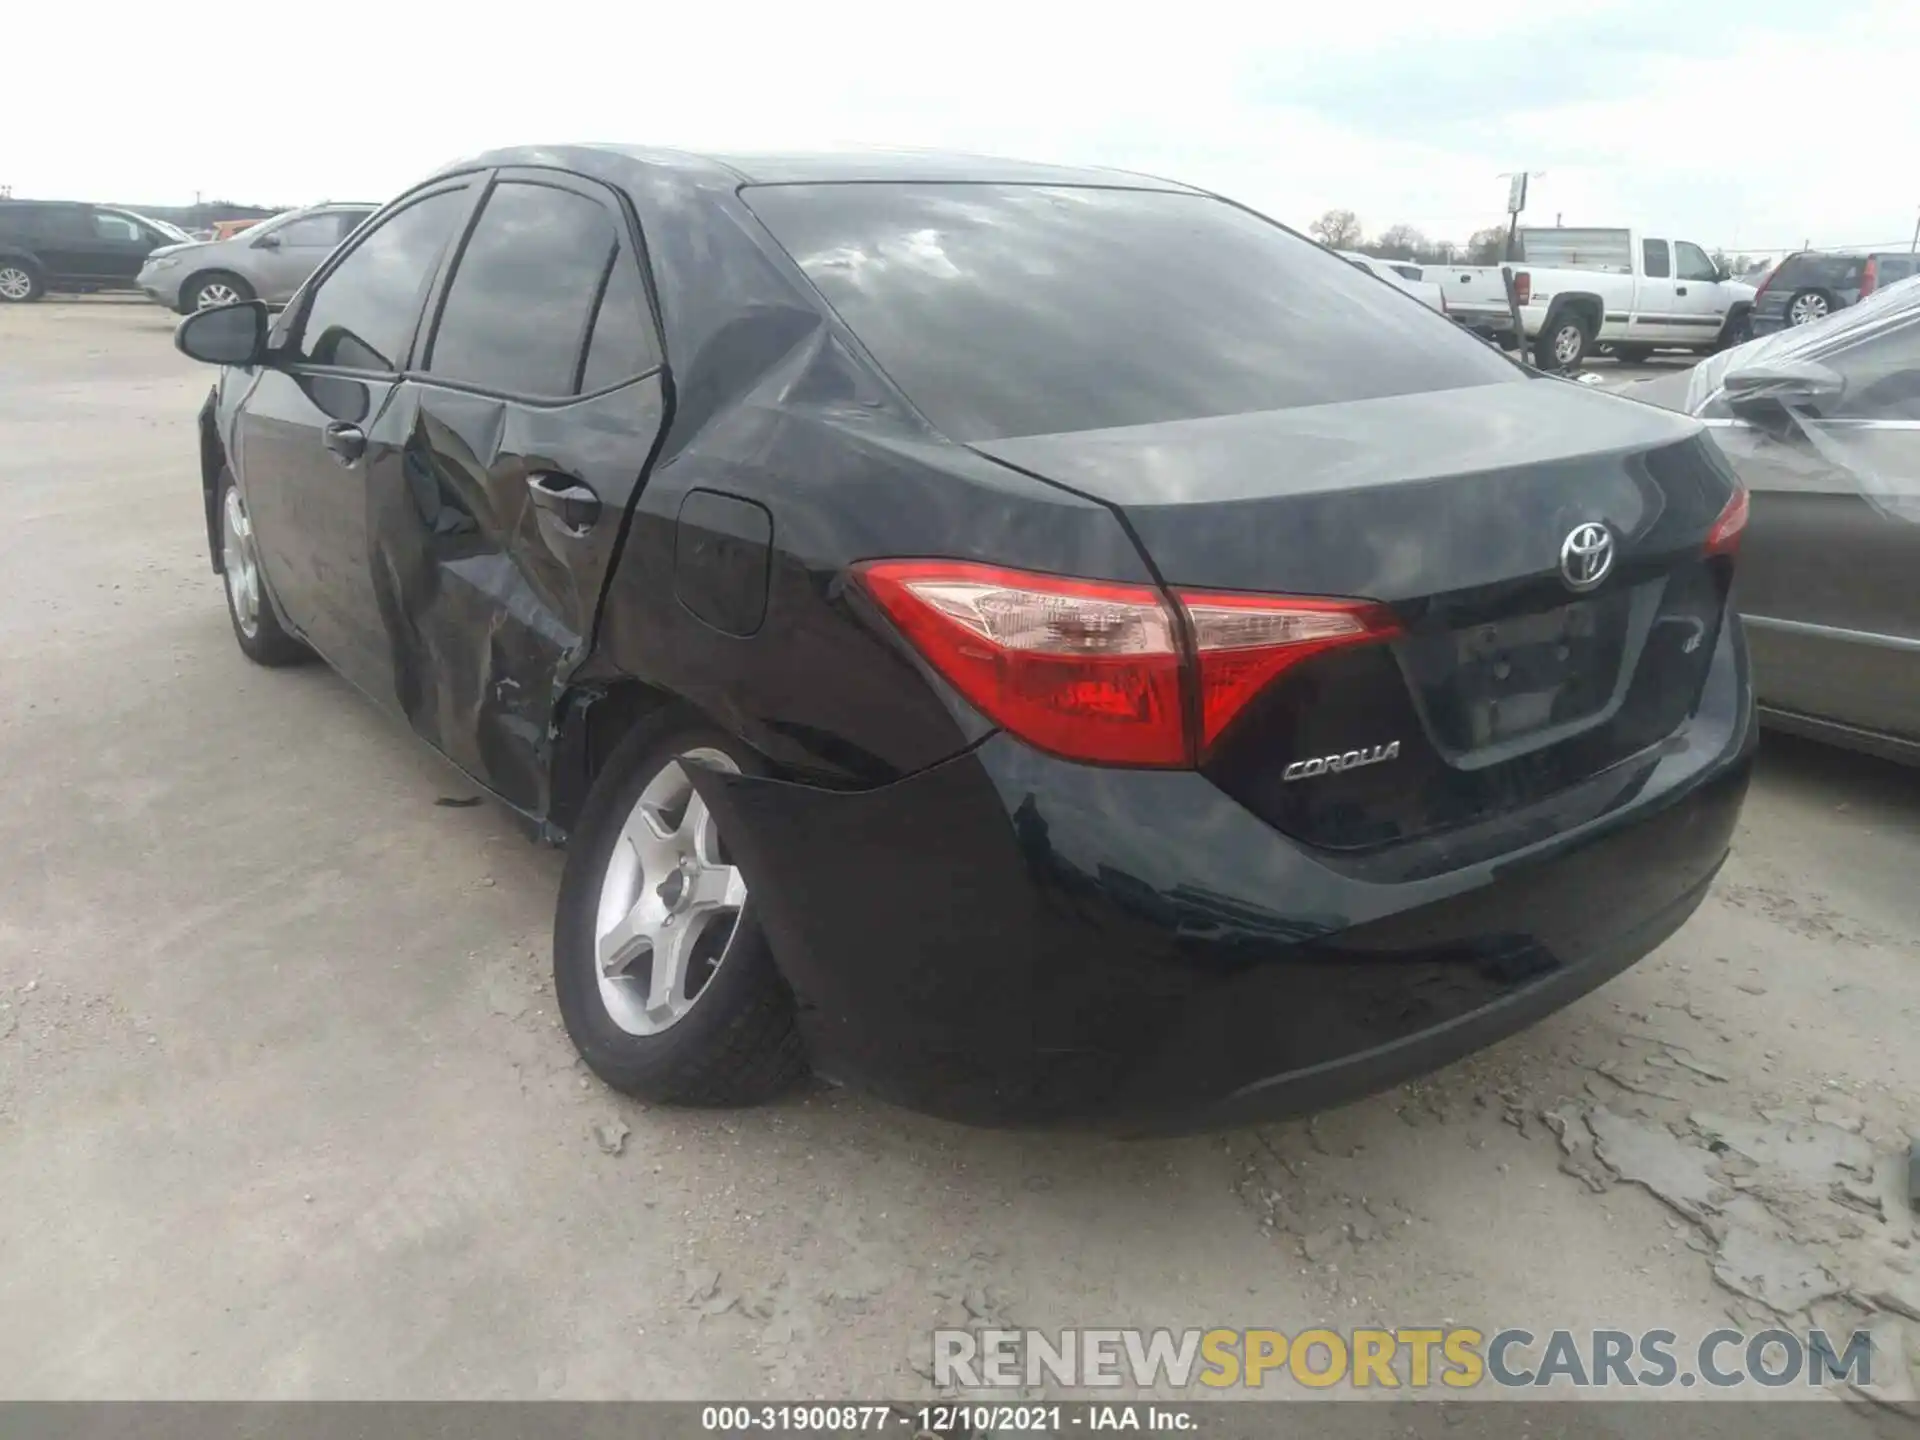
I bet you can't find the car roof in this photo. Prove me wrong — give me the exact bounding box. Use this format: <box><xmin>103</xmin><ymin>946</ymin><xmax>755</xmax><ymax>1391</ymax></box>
<box><xmin>434</xmin><ymin>143</ymin><xmax>1200</xmax><ymax>193</ymax></box>
<box><xmin>1786</xmin><ymin>247</ymin><xmax>1912</xmax><ymax>260</ymax></box>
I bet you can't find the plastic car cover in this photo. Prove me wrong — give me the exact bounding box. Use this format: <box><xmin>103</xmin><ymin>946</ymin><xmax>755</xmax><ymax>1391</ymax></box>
<box><xmin>1685</xmin><ymin>274</ymin><xmax>1920</xmax><ymax>524</ymax></box>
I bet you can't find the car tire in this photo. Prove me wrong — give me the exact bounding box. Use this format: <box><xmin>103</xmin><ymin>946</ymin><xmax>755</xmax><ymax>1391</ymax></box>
<box><xmin>1533</xmin><ymin>311</ymin><xmax>1591</xmax><ymax>371</ymax></box>
<box><xmin>0</xmin><ymin>259</ymin><xmax>45</xmax><ymax>303</ymax></box>
<box><xmin>1785</xmin><ymin>289</ymin><xmax>1832</xmax><ymax>327</ymax></box>
<box><xmin>186</xmin><ymin>272</ymin><xmax>255</xmax><ymax>312</ymax></box>
<box><xmin>216</xmin><ymin>470</ymin><xmax>308</xmax><ymax>666</ymax></box>
<box><xmin>554</xmin><ymin>720</ymin><xmax>808</xmax><ymax>1106</ymax></box>
<box><xmin>1712</xmin><ymin>311</ymin><xmax>1753</xmax><ymax>352</ymax></box>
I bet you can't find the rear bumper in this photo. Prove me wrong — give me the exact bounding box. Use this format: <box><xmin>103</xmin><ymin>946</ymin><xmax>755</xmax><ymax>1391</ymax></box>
<box><xmin>693</xmin><ymin>621</ymin><xmax>1756</xmax><ymax>1134</ymax></box>
<box><xmin>1449</xmin><ymin>306</ymin><xmax>1518</xmax><ymax>337</ymax></box>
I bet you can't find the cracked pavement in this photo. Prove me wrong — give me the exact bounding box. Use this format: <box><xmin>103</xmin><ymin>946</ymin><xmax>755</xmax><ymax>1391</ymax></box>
<box><xmin>3</xmin><ymin>300</ymin><xmax>1919</xmax><ymax>1416</ymax></box>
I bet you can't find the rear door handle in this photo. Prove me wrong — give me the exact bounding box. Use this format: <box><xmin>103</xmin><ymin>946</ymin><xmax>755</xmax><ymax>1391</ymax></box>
<box><xmin>322</xmin><ymin>422</ymin><xmax>366</xmax><ymax>465</ymax></box>
<box><xmin>527</xmin><ymin>470</ymin><xmax>600</xmax><ymax>534</ymax></box>
<box><xmin>1675</xmin><ymin>286</ymin><xmax>1689</xmax><ymax>296</ymax></box>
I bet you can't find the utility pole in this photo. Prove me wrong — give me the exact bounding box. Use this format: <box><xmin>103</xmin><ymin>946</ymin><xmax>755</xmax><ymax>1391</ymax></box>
<box><xmin>1910</xmin><ymin>207</ymin><xmax>1918</xmax><ymax>255</ymax></box>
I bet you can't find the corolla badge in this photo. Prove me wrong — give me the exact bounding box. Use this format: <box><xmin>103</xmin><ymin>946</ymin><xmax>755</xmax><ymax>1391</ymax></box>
<box><xmin>1559</xmin><ymin>522</ymin><xmax>1615</xmax><ymax>592</ymax></box>
<box><xmin>1283</xmin><ymin>741</ymin><xmax>1400</xmax><ymax>782</ymax></box>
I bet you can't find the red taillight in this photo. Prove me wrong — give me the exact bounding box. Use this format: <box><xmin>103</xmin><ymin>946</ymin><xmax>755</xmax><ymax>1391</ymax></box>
<box><xmin>1513</xmin><ymin>271</ymin><xmax>1532</xmax><ymax>306</ymax></box>
<box><xmin>1706</xmin><ymin>484</ymin><xmax>1749</xmax><ymax>557</ymax></box>
<box><xmin>854</xmin><ymin>560</ymin><xmax>1398</xmax><ymax>766</ymax></box>
<box><xmin>855</xmin><ymin>560</ymin><xmax>1188</xmax><ymax>765</ymax></box>
<box><xmin>1861</xmin><ymin>257</ymin><xmax>1878</xmax><ymax>298</ymax></box>
<box><xmin>1178</xmin><ymin>591</ymin><xmax>1402</xmax><ymax>752</ymax></box>
<box><xmin>1754</xmin><ymin>264</ymin><xmax>1778</xmax><ymax>300</ymax></box>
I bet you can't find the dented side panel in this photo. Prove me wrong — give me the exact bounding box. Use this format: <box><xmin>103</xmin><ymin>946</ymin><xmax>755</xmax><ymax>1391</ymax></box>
<box><xmin>370</xmin><ymin>376</ymin><xmax>669</xmax><ymax>814</ymax></box>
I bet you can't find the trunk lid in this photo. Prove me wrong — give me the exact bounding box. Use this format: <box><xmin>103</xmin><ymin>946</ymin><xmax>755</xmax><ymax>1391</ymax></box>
<box><xmin>971</xmin><ymin>381</ymin><xmax>1742</xmax><ymax>851</ymax></box>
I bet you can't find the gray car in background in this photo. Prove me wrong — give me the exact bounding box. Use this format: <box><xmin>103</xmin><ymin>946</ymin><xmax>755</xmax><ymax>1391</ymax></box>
<box><xmin>137</xmin><ymin>202</ymin><xmax>375</xmax><ymax>313</ymax></box>
<box><xmin>1624</xmin><ymin>277</ymin><xmax>1920</xmax><ymax>763</ymax></box>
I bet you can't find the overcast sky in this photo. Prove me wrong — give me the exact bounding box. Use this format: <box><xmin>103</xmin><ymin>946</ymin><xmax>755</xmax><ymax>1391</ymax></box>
<box><xmin>8</xmin><ymin>0</ymin><xmax>1916</xmax><ymax>255</ymax></box>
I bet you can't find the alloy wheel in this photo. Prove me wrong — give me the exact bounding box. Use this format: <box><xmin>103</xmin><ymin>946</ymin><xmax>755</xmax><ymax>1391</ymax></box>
<box><xmin>0</xmin><ymin>266</ymin><xmax>33</xmax><ymax>301</ymax></box>
<box><xmin>1788</xmin><ymin>293</ymin><xmax>1829</xmax><ymax>326</ymax></box>
<box><xmin>594</xmin><ymin>749</ymin><xmax>748</xmax><ymax>1036</ymax></box>
<box><xmin>1553</xmin><ymin>324</ymin><xmax>1583</xmax><ymax>366</ymax></box>
<box><xmin>221</xmin><ymin>486</ymin><xmax>261</xmax><ymax>637</ymax></box>
<box><xmin>197</xmin><ymin>282</ymin><xmax>242</xmax><ymax>309</ymax></box>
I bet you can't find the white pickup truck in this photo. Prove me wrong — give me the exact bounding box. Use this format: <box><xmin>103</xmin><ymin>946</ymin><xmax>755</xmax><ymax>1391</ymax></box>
<box><xmin>1423</xmin><ymin>227</ymin><xmax>1757</xmax><ymax>370</ymax></box>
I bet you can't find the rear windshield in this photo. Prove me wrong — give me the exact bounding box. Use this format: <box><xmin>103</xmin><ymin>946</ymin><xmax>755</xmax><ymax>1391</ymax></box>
<box><xmin>745</xmin><ymin>183</ymin><xmax>1520</xmax><ymax>441</ymax></box>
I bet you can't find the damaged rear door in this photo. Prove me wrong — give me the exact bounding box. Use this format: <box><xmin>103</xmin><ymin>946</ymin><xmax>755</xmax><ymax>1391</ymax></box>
<box><xmin>374</xmin><ymin>169</ymin><xmax>667</xmax><ymax>814</ymax></box>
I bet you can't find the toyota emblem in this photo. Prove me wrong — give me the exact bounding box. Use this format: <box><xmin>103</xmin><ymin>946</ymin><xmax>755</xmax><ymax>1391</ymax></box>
<box><xmin>1559</xmin><ymin>522</ymin><xmax>1615</xmax><ymax>592</ymax></box>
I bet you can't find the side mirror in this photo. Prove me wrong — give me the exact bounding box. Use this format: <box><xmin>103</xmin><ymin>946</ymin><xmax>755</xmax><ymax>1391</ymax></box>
<box><xmin>1723</xmin><ymin>357</ymin><xmax>1845</xmax><ymax>419</ymax></box>
<box><xmin>1714</xmin><ymin>264</ymin><xmax>1731</xmax><ymax>283</ymax></box>
<box><xmin>252</xmin><ymin>232</ymin><xmax>282</xmax><ymax>250</ymax></box>
<box><xmin>174</xmin><ymin>301</ymin><xmax>271</xmax><ymax>368</ymax></box>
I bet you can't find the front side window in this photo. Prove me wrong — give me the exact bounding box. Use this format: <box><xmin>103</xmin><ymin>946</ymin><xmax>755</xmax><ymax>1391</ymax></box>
<box><xmin>746</xmin><ymin>183</ymin><xmax>1519</xmax><ymax>441</ymax></box>
<box><xmin>92</xmin><ymin>212</ymin><xmax>143</xmax><ymax>243</ymax></box>
<box><xmin>1674</xmin><ymin>241</ymin><xmax>1719</xmax><ymax>283</ymax></box>
<box><xmin>294</xmin><ymin>188</ymin><xmax>468</xmax><ymax>371</ymax></box>
<box><xmin>1642</xmin><ymin>240</ymin><xmax>1671</xmax><ymax>279</ymax></box>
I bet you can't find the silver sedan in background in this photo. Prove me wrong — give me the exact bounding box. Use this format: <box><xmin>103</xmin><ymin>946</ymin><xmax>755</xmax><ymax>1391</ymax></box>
<box><xmin>137</xmin><ymin>202</ymin><xmax>376</xmax><ymax>313</ymax></box>
<box><xmin>1625</xmin><ymin>277</ymin><xmax>1920</xmax><ymax>763</ymax></box>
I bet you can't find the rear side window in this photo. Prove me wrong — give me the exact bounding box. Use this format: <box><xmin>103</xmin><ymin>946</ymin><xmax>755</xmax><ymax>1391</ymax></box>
<box><xmin>579</xmin><ymin>247</ymin><xmax>658</xmax><ymax>393</ymax></box>
<box><xmin>1642</xmin><ymin>240</ymin><xmax>1671</xmax><ymax>278</ymax></box>
<box><xmin>1783</xmin><ymin>253</ymin><xmax>1866</xmax><ymax>288</ymax></box>
<box><xmin>745</xmin><ymin>184</ymin><xmax>1519</xmax><ymax>441</ymax></box>
<box><xmin>25</xmin><ymin>206</ymin><xmax>89</xmax><ymax>240</ymax></box>
<box><xmin>426</xmin><ymin>181</ymin><xmax>646</xmax><ymax>398</ymax></box>
<box><xmin>1876</xmin><ymin>255</ymin><xmax>1918</xmax><ymax>284</ymax></box>
<box><xmin>296</xmin><ymin>187</ymin><xmax>468</xmax><ymax>371</ymax></box>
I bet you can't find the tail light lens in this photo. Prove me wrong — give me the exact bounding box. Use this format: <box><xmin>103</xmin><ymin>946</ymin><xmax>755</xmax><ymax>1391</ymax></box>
<box><xmin>1705</xmin><ymin>483</ymin><xmax>1749</xmax><ymax>557</ymax></box>
<box><xmin>1180</xmin><ymin>592</ymin><xmax>1402</xmax><ymax>751</ymax></box>
<box><xmin>855</xmin><ymin>561</ymin><xmax>1186</xmax><ymax>765</ymax></box>
<box><xmin>855</xmin><ymin>560</ymin><xmax>1399</xmax><ymax>766</ymax></box>
<box><xmin>1754</xmin><ymin>264</ymin><xmax>1779</xmax><ymax>300</ymax></box>
<box><xmin>1513</xmin><ymin>271</ymin><xmax>1532</xmax><ymax>306</ymax></box>
<box><xmin>1861</xmin><ymin>257</ymin><xmax>1878</xmax><ymax>298</ymax></box>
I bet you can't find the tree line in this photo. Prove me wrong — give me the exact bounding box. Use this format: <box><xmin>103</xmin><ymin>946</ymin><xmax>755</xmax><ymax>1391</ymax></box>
<box><xmin>1303</xmin><ymin>208</ymin><xmax>1758</xmax><ymax>275</ymax></box>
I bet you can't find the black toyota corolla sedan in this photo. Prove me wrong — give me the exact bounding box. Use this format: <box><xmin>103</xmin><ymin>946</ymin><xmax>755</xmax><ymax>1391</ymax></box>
<box><xmin>175</xmin><ymin>145</ymin><xmax>1756</xmax><ymax>1132</ymax></box>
